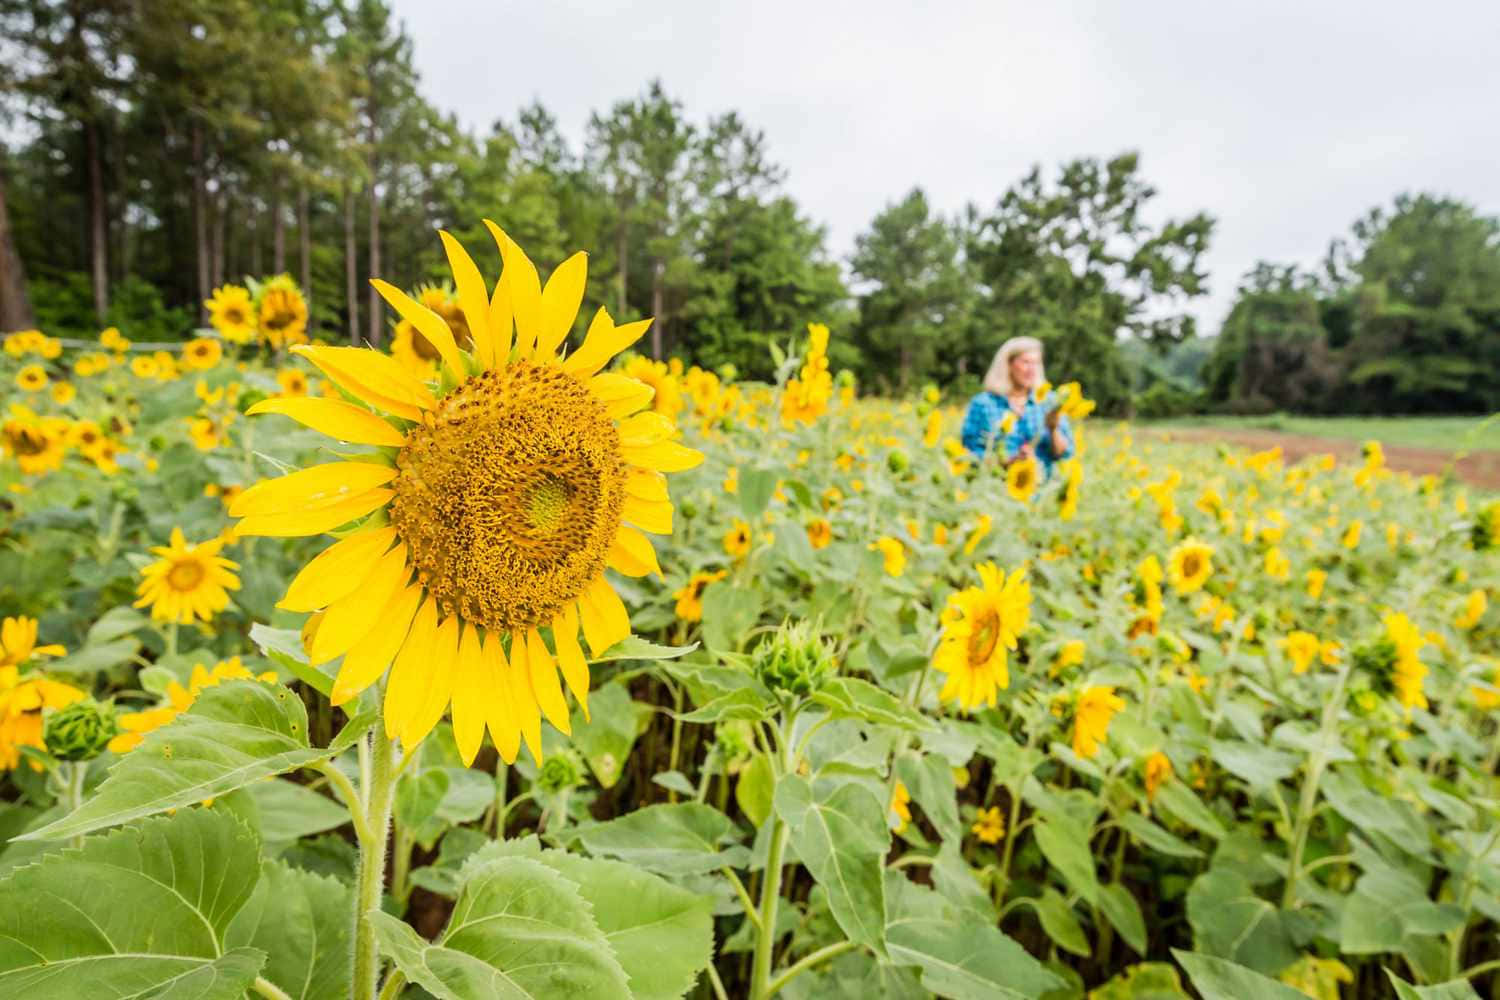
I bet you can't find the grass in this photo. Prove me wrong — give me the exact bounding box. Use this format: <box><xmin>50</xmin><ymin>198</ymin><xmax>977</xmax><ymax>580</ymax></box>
<box><xmin>1153</xmin><ymin>413</ymin><xmax>1500</xmax><ymax>452</ymax></box>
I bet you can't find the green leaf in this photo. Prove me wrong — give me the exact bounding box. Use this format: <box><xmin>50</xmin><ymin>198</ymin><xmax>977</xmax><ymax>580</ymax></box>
<box><xmin>1173</xmin><ymin>950</ymin><xmax>1313</xmax><ymax>1000</ymax></box>
<box><xmin>226</xmin><ymin>860</ymin><xmax>353</xmax><ymax>1000</ymax></box>
<box><xmin>1098</xmin><ymin>882</ymin><xmax>1148</xmax><ymax>955</ymax></box>
<box><xmin>1033</xmin><ymin>887</ymin><xmax>1090</xmax><ymax>956</ymax></box>
<box><xmin>570</xmin><ymin>802</ymin><xmax>749</xmax><ymax>876</ymax></box>
<box><xmin>1384</xmin><ymin>971</ymin><xmax>1483</xmax><ymax>1000</ymax></box>
<box><xmin>1089</xmin><ymin>962</ymin><xmax>1190</xmax><ymax>999</ymax></box>
<box><xmin>895</xmin><ymin>751</ymin><xmax>960</xmax><ymax>843</ymax></box>
<box><xmin>734</xmin><ymin>753</ymin><xmax>775</xmax><ymax>827</ymax></box>
<box><xmin>701</xmin><ymin>584</ymin><xmax>763</xmax><ymax>655</ymax></box>
<box><xmin>86</xmin><ymin>606</ymin><xmax>149</xmax><ymax>643</ymax></box>
<box><xmin>46</xmin><ymin>637</ymin><xmax>139</xmax><ymax>675</ymax></box>
<box><xmin>738</xmin><ymin>464</ymin><xmax>780</xmax><ymax>519</ymax></box>
<box><xmin>249</xmin><ymin>623</ymin><xmax>334</xmax><ymax>696</ymax></box>
<box><xmin>568</xmin><ymin>681</ymin><xmax>649</xmax><ymax>788</ymax></box>
<box><xmin>1154</xmin><ymin>780</ymin><xmax>1227</xmax><ymax>839</ymax></box>
<box><xmin>774</xmin><ymin>773</ymin><xmax>888</xmax><ymax>955</ymax></box>
<box><xmin>1185</xmin><ymin>869</ymin><xmax>1297</xmax><ymax>974</ymax></box>
<box><xmin>246</xmin><ymin>778</ymin><xmax>349</xmax><ymax>845</ymax></box>
<box><xmin>0</xmin><ymin>808</ymin><xmax>266</xmax><ymax>998</ymax></box>
<box><xmin>1120</xmin><ymin>811</ymin><xmax>1205</xmax><ymax>859</ymax></box>
<box><xmin>594</xmin><ymin>636</ymin><xmax>699</xmax><ymax>663</ymax></box>
<box><xmin>371</xmin><ymin>856</ymin><xmax>633</xmax><ymax>998</ymax></box>
<box><xmin>22</xmin><ymin>680</ymin><xmax>374</xmax><ymax>842</ymax></box>
<box><xmin>1208</xmin><ymin>740</ymin><xmax>1298</xmax><ymax>792</ymax></box>
<box><xmin>1034</xmin><ymin>813</ymin><xmax>1099</xmax><ymax>904</ymax></box>
<box><xmin>811</xmin><ymin>677</ymin><xmax>935</xmax><ymax>732</ymax></box>
<box><xmin>677</xmin><ymin>686</ymin><xmax>773</xmax><ymax>723</ymax></box>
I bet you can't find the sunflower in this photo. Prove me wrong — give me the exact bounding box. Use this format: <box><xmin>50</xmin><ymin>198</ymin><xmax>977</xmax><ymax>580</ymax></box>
<box><xmin>134</xmin><ymin>528</ymin><xmax>241</xmax><ymax>624</ymax></box>
<box><xmin>1058</xmin><ymin>457</ymin><xmax>1082</xmax><ymax>520</ymax></box>
<box><xmin>971</xmin><ymin>806</ymin><xmax>1005</xmax><ymax>844</ymax></box>
<box><xmin>1072</xmin><ymin>685</ymin><xmax>1125</xmax><ymax>758</ymax></box>
<box><xmin>1281</xmin><ymin>630</ymin><xmax>1320</xmax><ymax>674</ymax></box>
<box><xmin>1456</xmin><ymin>589</ymin><xmax>1487</xmax><ymax>630</ymax></box>
<box><xmin>0</xmin><ymin>616</ymin><xmax>66</xmax><ymax>668</ymax></box>
<box><xmin>130</xmin><ymin>356</ymin><xmax>158</xmax><ymax>379</ymax></box>
<box><xmin>257</xmin><ymin>276</ymin><xmax>309</xmax><ymax>349</ymax></box>
<box><xmin>623</xmin><ymin>356</ymin><xmax>684</xmax><ymax>419</ymax></box>
<box><xmin>1144</xmin><ymin>751</ymin><xmax>1172</xmax><ymax>800</ymax></box>
<box><xmin>724</xmin><ymin>518</ymin><xmax>753</xmax><ymax>558</ymax></box>
<box><xmin>277</xmin><ymin>368</ymin><xmax>309</xmax><ymax>397</ymax></box>
<box><xmin>207</xmin><ymin>285</ymin><xmax>256</xmax><ymax>343</ymax></box>
<box><xmin>109</xmin><ymin>657</ymin><xmax>275</xmax><ymax>753</ymax></box>
<box><xmin>2</xmin><ymin>406</ymin><xmax>68</xmax><ymax>476</ymax></box>
<box><xmin>231</xmin><ymin>224</ymin><xmax>701</xmax><ymax>767</ymax></box>
<box><xmin>674</xmin><ymin>569</ymin><xmax>727</xmax><ymax>622</ymax></box>
<box><xmin>806</xmin><ymin>518</ymin><xmax>832</xmax><ymax>550</ymax></box>
<box><xmin>15</xmin><ymin>364</ymin><xmax>47</xmax><ymax>393</ymax></box>
<box><xmin>1342</xmin><ymin>520</ymin><xmax>1363</xmax><ymax>549</ymax></box>
<box><xmin>0</xmin><ymin>669</ymin><xmax>85</xmax><ymax>771</ymax></box>
<box><xmin>871</xmin><ymin>536</ymin><xmax>906</xmax><ymax>577</ymax></box>
<box><xmin>963</xmin><ymin>514</ymin><xmax>992</xmax><ymax>556</ymax></box>
<box><xmin>50</xmin><ymin>381</ymin><xmax>76</xmax><ymax>405</ymax></box>
<box><xmin>182</xmin><ymin>337</ymin><xmax>223</xmax><ymax>371</ymax></box>
<box><xmin>889</xmin><ymin>780</ymin><xmax>911</xmax><ymax>833</ymax></box>
<box><xmin>933</xmin><ymin>562</ymin><xmax>1031</xmax><ymax>710</ymax></box>
<box><xmin>187</xmin><ymin>417</ymin><xmax>221</xmax><ymax>452</ymax></box>
<box><xmin>392</xmin><ymin>285</ymin><xmax>475</xmax><ymax>377</ymax></box>
<box><xmin>1006</xmin><ymin>456</ymin><xmax>1039</xmax><ymax>502</ymax></box>
<box><xmin>1053</xmin><ymin>638</ymin><xmax>1085</xmax><ymax>675</ymax></box>
<box><xmin>1306</xmin><ymin>569</ymin><xmax>1327</xmax><ymax>600</ymax></box>
<box><xmin>1167</xmin><ymin>538</ymin><xmax>1214</xmax><ymax>594</ymax></box>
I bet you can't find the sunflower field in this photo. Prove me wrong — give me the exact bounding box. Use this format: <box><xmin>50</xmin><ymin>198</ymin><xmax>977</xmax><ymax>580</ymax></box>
<box><xmin>1</xmin><ymin>227</ymin><xmax>1499</xmax><ymax>1000</ymax></box>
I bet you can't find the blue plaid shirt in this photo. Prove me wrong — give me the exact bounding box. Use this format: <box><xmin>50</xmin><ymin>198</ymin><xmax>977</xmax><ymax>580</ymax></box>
<box><xmin>960</xmin><ymin>391</ymin><xmax>1074</xmax><ymax>477</ymax></box>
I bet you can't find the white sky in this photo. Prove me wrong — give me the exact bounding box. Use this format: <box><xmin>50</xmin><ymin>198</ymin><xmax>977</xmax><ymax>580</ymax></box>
<box><xmin>394</xmin><ymin>1</ymin><xmax>1500</xmax><ymax>334</ymax></box>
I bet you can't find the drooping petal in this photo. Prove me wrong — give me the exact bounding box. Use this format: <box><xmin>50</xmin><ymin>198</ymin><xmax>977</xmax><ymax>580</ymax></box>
<box><xmin>577</xmin><ymin>576</ymin><xmax>630</xmax><ymax>657</ymax></box>
<box><xmin>618</xmin><ymin>412</ymin><xmax>676</xmax><ymax>447</ymax></box>
<box><xmin>403</xmin><ymin>614</ymin><xmax>457</xmax><ymax>749</ymax></box>
<box><xmin>482</xmin><ymin>633</ymin><xmax>521</xmax><ymax>765</ymax></box>
<box><xmin>451</xmin><ymin>624</ymin><xmax>488</xmax><ymax>766</ymax></box>
<box><xmin>525</xmin><ymin>628</ymin><xmax>570</xmax><ymax>737</ymax></box>
<box><xmin>562</xmin><ymin>310</ymin><xmax>651</xmax><ymax>377</ymax></box>
<box><xmin>385</xmin><ymin>598</ymin><xmax>440</xmax><ymax>739</ymax></box>
<box><xmin>278</xmin><ymin>526</ymin><xmax>397</xmax><ymax>612</ymax></box>
<box><xmin>234</xmin><ymin>489</ymin><xmax>393</xmax><ymax>538</ymax></box>
<box><xmin>292</xmin><ymin>345</ymin><xmax>435</xmax><ymax>419</ymax></box>
<box><xmin>624</xmin><ymin>467</ymin><xmax>669</xmax><ymax>502</ymax></box>
<box><xmin>621</xmin><ymin>439</ymin><xmax>704</xmax><ymax>473</ymax></box>
<box><xmin>621</xmin><ymin>494</ymin><xmax>673</xmax><ymax>535</ymax></box>
<box><xmin>588</xmin><ymin>374</ymin><xmax>654</xmax><ymax>418</ymax></box>
<box><xmin>370</xmin><ymin>278</ymin><xmax>467</xmax><ymax>381</ymax></box>
<box><xmin>608</xmin><ymin>525</ymin><xmax>662</xmax><ymax>578</ymax></box>
<box><xmin>552</xmin><ymin>604</ymin><xmax>591</xmax><ymax>721</ymax></box>
<box><xmin>331</xmin><ymin>583</ymin><xmax>422</xmax><ymax>706</ymax></box>
<box><xmin>246</xmin><ymin>397</ymin><xmax>408</xmax><ymax>447</ymax></box>
<box><xmin>483</xmin><ymin>220</ymin><xmax>541</xmax><ymax>357</ymax></box>
<box><xmin>535</xmin><ymin>251</ymin><xmax>587</xmax><ymax>359</ymax></box>
<box><xmin>486</xmin><ymin>275</ymin><xmax>514</xmax><ymax>368</ymax></box>
<box><xmin>231</xmin><ymin>462</ymin><xmax>396</xmax><ymax>518</ymax></box>
<box><xmin>438</xmin><ymin>230</ymin><xmax>494</xmax><ymax>367</ymax></box>
<box><xmin>309</xmin><ymin>543</ymin><xmax>409</xmax><ymax>665</ymax></box>
<box><xmin>507</xmin><ymin>633</ymin><xmax>545</xmax><ymax>763</ymax></box>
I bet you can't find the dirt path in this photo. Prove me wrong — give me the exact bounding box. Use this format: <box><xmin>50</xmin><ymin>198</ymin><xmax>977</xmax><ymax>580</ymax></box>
<box><xmin>1145</xmin><ymin>426</ymin><xmax>1500</xmax><ymax>490</ymax></box>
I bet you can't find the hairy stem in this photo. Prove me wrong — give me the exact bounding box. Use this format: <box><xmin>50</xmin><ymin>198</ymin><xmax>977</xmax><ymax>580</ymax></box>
<box><xmin>352</xmin><ymin>726</ymin><xmax>399</xmax><ymax>1000</ymax></box>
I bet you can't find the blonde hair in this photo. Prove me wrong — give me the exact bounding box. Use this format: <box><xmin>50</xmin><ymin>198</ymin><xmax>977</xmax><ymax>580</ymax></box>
<box><xmin>983</xmin><ymin>337</ymin><xmax>1045</xmax><ymax>396</ymax></box>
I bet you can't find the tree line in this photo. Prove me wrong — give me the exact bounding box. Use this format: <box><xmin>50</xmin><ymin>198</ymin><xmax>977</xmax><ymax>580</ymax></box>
<box><xmin>1</xmin><ymin>0</ymin><xmax>1491</xmax><ymax>415</ymax></box>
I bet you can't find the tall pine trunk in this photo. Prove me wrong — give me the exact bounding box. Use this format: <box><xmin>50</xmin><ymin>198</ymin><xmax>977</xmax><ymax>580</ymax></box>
<box><xmin>298</xmin><ymin>182</ymin><xmax>312</xmax><ymax>327</ymax></box>
<box><xmin>249</xmin><ymin>197</ymin><xmax>262</xmax><ymax>276</ymax></box>
<box><xmin>271</xmin><ymin>175</ymin><xmax>286</xmax><ymax>275</ymax></box>
<box><xmin>344</xmin><ymin>183</ymin><xmax>359</xmax><ymax>345</ymax></box>
<box><xmin>210</xmin><ymin>190</ymin><xmax>226</xmax><ymax>287</ymax></box>
<box><xmin>366</xmin><ymin>154</ymin><xmax>381</xmax><ymax>346</ymax></box>
<box><xmin>615</xmin><ymin>209</ymin><xmax>628</xmax><ymax>317</ymax></box>
<box><xmin>0</xmin><ymin>156</ymin><xmax>34</xmax><ymax>331</ymax></box>
<box><xmin>191</xmin><ymin>123</ymin><xmax>210</xmax><ymax>323</ymax></box>
<box><xmin>650</xmin><ymin>258</ymin><xmax>664</xmax><ymax>359</ymax></box>
<box><xmin>85</xmin><ymin>118</ymin><xmax>108</xmax><ymax>319</ymax></box>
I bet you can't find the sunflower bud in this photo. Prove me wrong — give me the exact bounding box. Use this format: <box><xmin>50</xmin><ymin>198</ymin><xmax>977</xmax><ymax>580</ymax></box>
<box><xmin>680</xmin><ymin>497</ymin><xmax>699</xmax><ymax>520</ymax></box>
<box><xmin>43</xmin><ymin>699</ymin><xmax>118</xmax><ymax>762</ymax></box>
<box><xmin>1473</xmin><ymin>501</ymin><xmax>1500</xmax><ymax>551</ymax></box>
<box><xmin>537</xmin><ymin>751</ymin><xmax>584</xmax><ymax>793</ymax></box>
<box><xmin>887</xmin><ymin>449</ymin><xmax>909</xmax><ymax>475</ymax></box>
<box><xmin>754</xmin><ymin>620</ymin><xmax>834</xmax><ymax>698</ymax></box>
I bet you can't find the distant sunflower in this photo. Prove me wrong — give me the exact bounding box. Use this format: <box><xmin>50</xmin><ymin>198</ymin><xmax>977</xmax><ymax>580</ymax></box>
<box><xmin>134</xmin><ymin>528</ymin><xmax>241</xmax><ymax>624</ymax></box>
<box><xmin>806</xmin><ymin>517</ymin><xmax>832</xmax><ymax>550</ymax></box>
<box><xmin>724</xmin><ymin>518</ymin><xmax>753</xmax><ymax>559</ymax></box>
<box><xmin>624</xmin><ymin>356</ymin><xmax>684</xmax><ymax>419</ymax></box>
<box><xmin>2</xmin><ymin>406</ymin><xmax>67</xmax><ymax>476</ymax></box>
<box><xmin>109</xmin><ymin>657</ymin><xmax>274</xmax><ymax>753</ymax></box>
<box><xmin>673</xmin><ymin>569</ymin><xmax>727</xmax><ymax>622</ymax></box>
<box><xmin>933</xmin><ymin>562</ymin><xmax>1031</xmax><ymax>711</ymax></box>
<box><xmin>1006</xmin><ymin>456</ymin><xmax>1039</xmax><ymax>503</ymax></box>
<box><xmin>16</xmin><ymin>365</ymin><xmax>47</xmax><ymax>393</ymax></box>
<box><xmin>1072</xmin><ymin>685</ymin><xmax>1125</xmax><ymax>758</ymax></box>
<box><xmin>232</xmin><ymin>224</ymin><xmax>701</xmax><ymax>766</ymax></box>
<box><xmin>276</xmin><ymin>368</ymin><xmax>309</xmax><ymax>397</ymax></box>
<box><xmin>0</xmin><ymin>616</ymin><xmax>66</xmax><ymax>669</ymax></box>
<box><xmin>1167</xmin><ymin>538</ymin><xmax>1214</xmax><ymax>594</ymax></box>
<box><xmin>206</xmin><ymin>285</ymin><xmax>256</xmax><ymax>343</ymax></box>
<box><xmin>182</xmin><ymin>337</ymin><xmax>223</xmax><ymax>371</ymax></box>
<box><xmin>257</xmin><ymin>277</ymin><xmax>309</xmax><ymax>349</ymax></box>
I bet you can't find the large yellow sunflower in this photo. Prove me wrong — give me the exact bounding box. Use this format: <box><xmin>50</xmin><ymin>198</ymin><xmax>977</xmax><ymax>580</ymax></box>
<box><xmin>207</xmin><ymin>285</ymin><xmax>257</xmax><ymax>343</ymax></box>
<box><xmin>134</xmin><ymin>528</ymin><xmax>242</xmax><ymax>624</ymax></box>
<box><xmin>232</xmin><ymin>224</ymin><xmax>701</xmax><ymax>766</ymax></box>
<box><xmin>933</xmin><ymin>562</ymin><xmax>1031</xmax><ymax>711</ymax></box>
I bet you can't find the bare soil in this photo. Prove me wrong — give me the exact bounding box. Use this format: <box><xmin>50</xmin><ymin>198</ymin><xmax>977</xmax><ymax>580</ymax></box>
<box><xmin>1145</xmin><ymin>426</ymin><xmax>1500</xmax><ymax>490</ymax></box>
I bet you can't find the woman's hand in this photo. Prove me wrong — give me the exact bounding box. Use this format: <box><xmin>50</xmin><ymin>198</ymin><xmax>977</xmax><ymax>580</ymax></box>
<box><xmin>1045</xmin><ymin>406</ymin><xmax>1062</xmax><ymax>431</ymax></box>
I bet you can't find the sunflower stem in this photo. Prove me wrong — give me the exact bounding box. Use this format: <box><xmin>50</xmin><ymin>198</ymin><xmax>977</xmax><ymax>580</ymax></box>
<box><xmin>353</xmin><ymin>726</ymin><xmax>398</xmax><ymax>1000</ymax></box>
<box><xmin>750</xmin><ymin>708</ymin><xmax>795</xmax><ymax>1000</ymax></box>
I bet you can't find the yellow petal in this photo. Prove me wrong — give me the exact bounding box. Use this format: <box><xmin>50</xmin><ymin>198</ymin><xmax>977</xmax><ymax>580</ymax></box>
<box><xmin>562</xmin><ymin>310</ymin><xmax>650</xmax><ymax>377</ymax></box>
<box><xmin>234</xmin><ymin>489</ymin><xmax>393</xmax><ymax>538</ymax></box>
<box><xmin>292</xmin><ymin>345</ymin><xmax>435</xmax><ymax>419</ymax></box>
<box><xmin>578</xmin><ymin>576</ymin><xmax>629</xmax><ymax>657</ymax></box>
<box><xmin>589</xmin><ymin>373</ymin><xmax>654</xmax><ymax>418</ymax></box>
<box><xmin>508</xmin><ymin>633</ymin><xmax>545</xmax><ymax>763</ymax></box>
<box><xmin>231</xmin><ymin>462</ymin><xmax>396</xmax><ymax>518</ymax></box>
<box><xmin>624</xmin><ymin>468</ymin><xmax>669</xmax><ymax>502</ymax></box>
<box><xmin>486</xmin><ymin>275</ymin><xmax>514</xmax><ymax>368</ymax></box>
<box><xmin>483</xmin><ymin>633</ymin><xmax>521</xmax><ymax>765</ymax></box>
<box><xmin>438</xmin><ymin>230</ymin><xmax>494</xmax><ymax>368</ymax></box>
<box><xmin>451</xmin><ymin>624</ymin><xmax>488</xmax><ymax>767</ymax></box>
<box><xmin>309</xmin><ymin>543</ymin><xmax>409</xmax><ymax>665</ymax></box>
<box><xmin>279</xmin><ymin>526</ymin><xmax>397</xmax><ymax>612</ymax></box>
<box><xmin>385</xmin><ymin>599</ymin><xmax>439</xmax><ymax>739</ymax></box>
<box><xmin>553</xmin><ymin>604</ymin><xmax>590</xmax><ymax>721</ymax></box>
<box><xmin>246</xmin><ymin>397</ymin><xmax>408</xmax><ymax>447</ymax></box>
<box><xmin>371</xmin><ymin>278</ymin><xmax>466</xmax><ymax>381</ymax></box>
<box><xmin>622</xmin><ymin>440</ymin><xmax>703</xmax><ymax>473</ymax></box>
<box><xmin>484</xmin><ymin>220</ymin><xmax>541</xmax><ymax>357</ymax></box>
<box><xmin>618</xmin><ymin>412</ymin><xmax>675</xmax><ymax>447</ymax></box>
<box><xmin>525</xmin><ymin>628</ymin><xmax>570</xmax><ymax>736</ymax></box>
<box><xmin>622</xmin><ymin>494</ymin><xmax>673</xmax><ymax>535</ymax></box>
<box><xmin>536</xmin><ymin>251</ymin><xmax>587</xmax><ymax>359</ymax></box>
<box><xmin>608</xmin><ymin>525</ymin><xmax>662</xmax><ymax>578</ymax></box>
<box><xmin>332</xmin><ymin>584</ymin><xmax>421</xmax><ymax>706</ymax></box>
<box><xmin>403</xmin><ymin>615</ymin><xmax>457</xmax><ymax>749</ymax></box>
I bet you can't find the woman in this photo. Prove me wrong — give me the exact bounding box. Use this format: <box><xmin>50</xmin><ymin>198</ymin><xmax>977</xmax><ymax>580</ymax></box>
<box><xmin>960</xmin><ymin>336</ymin><xmax>1073</xmax><ymax>476</ymax></box>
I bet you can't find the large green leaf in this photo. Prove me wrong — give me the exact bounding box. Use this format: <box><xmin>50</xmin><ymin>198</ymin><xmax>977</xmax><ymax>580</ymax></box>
<box><xmin>370</xmin><ymin>856</ymin><xmax>632</xmax><ymax>998</ymax></box>
<box><xmin>0</xmin><ymin>808</ymin><xmax>265</xmax><ymax>998</ymax></box>
<box><xmin>1098</xmin><ymin>882</ymin><xmax>1148</xmax><ymax>955</ymax></box>
<box><xmin>1385</xmin><ymin>971</ymin><xmax>1483</xmax><ymax>999</ymax></box>
<box><xmin>22</xmin><ymin>680</ymin><xmax>374</xmax><ymax>842</ymax></box>
<box><xmin>1034</xmin><ymin>812</ymin><xmax>1099</xmax><ymax>904</ymax></box>
<box><xmin>1184</xmin><ymin>869</ymin><xmax>1297</xmax><ymax>974</ymax></box>
<box><xmin>247</xmin><ymin>778</ymin><xmax>349</xmax><ymax>845</ymax></box>
<box><xmin>1120</xmin><ymin>811</ymin><xmax>1205</xmax><ymax>859</ymax></box>
<box><xmin>894</xmin><ymin>751</ymin><xmax>960</xmax><ymax>843</ymax></box>
<box><xmin>774</xmin><ymin>773</ymin><xmax>888</xmax><ymax>955</ymax></box>
<box><xmin>226</xmin><ymin>860</ymin><xmax>353</xmax><ymax>1000</ymax></box>
<box><xmin>1033</xmin><ymin>887</ymin><xmax>1089</xmax><ymax>956</ymax></box>
<box><xmin>569</xmin><ymin>802</ymin><xmax>749</xmax><ymax>876</ymax></box>
<box><xmin>1173</xmin><ymin>950</ymin><xmax>1313</xmax><ymax>1000</ymax></box>
<box><xmin>568</xmin><ymin>681</ymin><xmax>650</xmax><ymax>788</ymax></box>
<box><xmin>811</xmin><ymin>677</ymin><xmax>935</xmax><ymax>732</ymax></box>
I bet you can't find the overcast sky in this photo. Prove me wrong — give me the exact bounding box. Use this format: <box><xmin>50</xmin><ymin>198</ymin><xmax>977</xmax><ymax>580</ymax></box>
<box><xmin>393</xmin><ymin>1</ymin><xmax>1500</xmax><ymax>334</ymax></box>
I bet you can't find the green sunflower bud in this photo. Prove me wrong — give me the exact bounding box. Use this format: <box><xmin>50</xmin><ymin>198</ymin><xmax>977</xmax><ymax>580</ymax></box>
<box><xmin>887</xmin><ymin>449</ymin><xmax>909</xmax><ymax>475</ymax></box>
<box><xmin>537</xmin><ymin>750</ymin><xmax>584</xmax><ymax>794</ymax></box>
<box><xmin>754</xmin><ymin>620</ymin><xmax>835</xmax><ymax>698</ymax></box>
<box><xmin>43</xmin><ymin>698</ymin><xmax>118</xmax><ymax>762</ymax></box>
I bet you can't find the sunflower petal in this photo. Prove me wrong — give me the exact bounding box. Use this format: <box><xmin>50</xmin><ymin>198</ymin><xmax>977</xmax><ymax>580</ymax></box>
<box><xmin>483</xmin><ymin>634</ymin><xmax>521</xmax><ymax>765</ymax></box>
<box><xmin>231</xmin><ymin>462</ymin><xmax>396</xmax><ymax>518</ymax></box>
<box><xmin>618</xmin><ymin>412</ymin><xmax>676</xmax><ymax>447</ymax></box>
<box><xmin>622</xmin><ymin>494</ymin><xmax>673</xmax><ymax>535</ymax></box>
<box><xmin>525</xmin><ymin>628</ymin><xmax>570</xmax><ymax>736</ymax></box>
<box><xmin>508</xmin><ymin>633</ymin><xmax>545</xmax><ymax>763</ymax></box>
<box><xmin>450</xmin><ymin>625</ymin><xmax>488</xmax><ymax>766</ymax></box>
<box><xmin>403</xmin><ymin>614</ymin><xmax>457</xmax><ymax>749</ymax></box>
<box><xmin>279</xmin><ymin>526</ymin><xmax>397</xmax><ymax>612</ymax></box>
<box><xmin>309</xmin><ymin>543</ymin><xmax>409</xmax><ymax>665</ymax></box>
<box><xmin>578</xmin><ymin>576</ymin><xmax>630</xmax><ymax>657</ymax></box>
<box><xmin>234</xmin><ymin>489</ymin><xmax>393</xmax><ymax>538</ymax></box>
<box><xmin>385</xmin><ymin>599</ymin><xmax>439</xmax><ymax>739</ymax></box>
<box><xmin>608</xmin><ymin>525</ymin><xmax>662</xmax><ymax>578</ymax></box>
<box><xmin>438</xmin><ymin>230</ymin><xmax>494</xmax><ymax>368</ymax></box>
<box><xmin>484</xmin><ymin>220</ymin><xmax>542</xmax><ymax>357</ymax></box>
<box><xmin>624</xmin><ymin>468</ymin><xmax>669</xmax><ymax>502</ymax></box>
<box><xmin>371</xmin><ymin>279</ymin><xmax>467</xmax><ymax>381</ymax></box>
<box><xmin>246</xmin><ymin>397</ymin><xmax>408</xmax><ymax>447</ymax></box>
<box><xmin>486</xmin><ymin>274</ymin><xmax>514</xmax><ymax>368</ymax></box>
<box><xmin>562</xmin><ymin>310</ymin><xmax>651</xmax><ymax>377</ymax></box>
<box><xmin>621</xmin><ymin>439</ymin><xmax>704</xmax><ymax>473</ymax></box>
<box><xmin>553</xmin><ymin>604</ymin><xmax>590</xmax><ymax>721</ymax></box>
<box><xmin>589</xmin><ymin>374</ymin><xmax>654</xmax><ymax>418</ymax></box>
<box><xmin>292</xmin><ymin>345</ymin><xmax>435</xmax><ymax>419</ymax></box>
<box><xmin>536</xmin><ymin>251</ymin><xmax>587</xmax><ymax>360</ymax></box>
<box><xmin>332</xmin><ymin>584</ymin><xmax>421</xmax><ymax>706</ymax></box>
